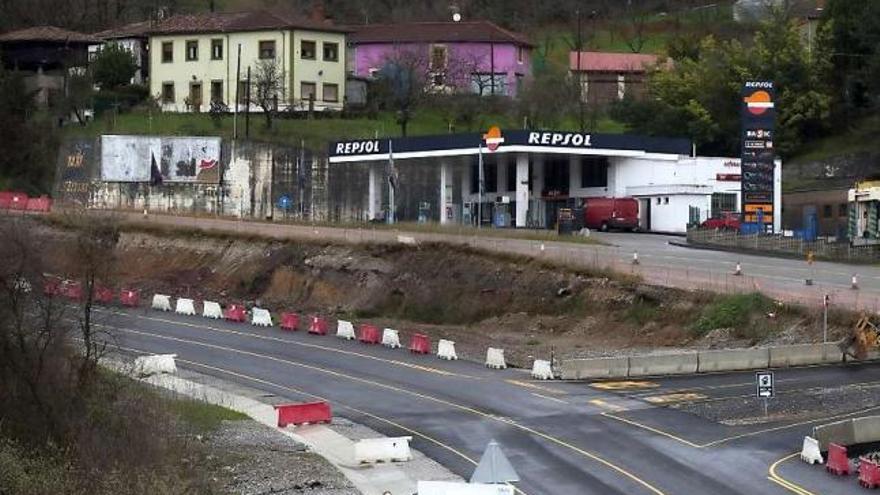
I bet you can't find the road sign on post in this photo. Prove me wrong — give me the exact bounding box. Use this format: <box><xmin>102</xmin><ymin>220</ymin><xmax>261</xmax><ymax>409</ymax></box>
<box><xmin>756</xmin><ymin>371</ymin><xmax>774</xmax><ymax>398</ymax></box>
<box><xmin>756</xmin><ymin>371</ymin><xmax>774</xmax><ymax>417</ymax></box>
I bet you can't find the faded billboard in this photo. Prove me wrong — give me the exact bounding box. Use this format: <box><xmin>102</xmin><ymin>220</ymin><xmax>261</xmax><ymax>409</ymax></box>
<box><xmin>101</xmin><ymin>135</ymin><xmax>222</xmax><ymax>183</ymax></box>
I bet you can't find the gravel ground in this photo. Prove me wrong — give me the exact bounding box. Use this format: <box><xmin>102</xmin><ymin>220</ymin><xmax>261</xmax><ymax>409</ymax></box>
<box><xmin>673</xmin><ymin>381</ymin><xmax>880</xmax><ymax>426</ymax></box>
<box><xmin>206</xmin><ymin>419</ymin><xmax>359</xmax><ymax>495</ymax></box>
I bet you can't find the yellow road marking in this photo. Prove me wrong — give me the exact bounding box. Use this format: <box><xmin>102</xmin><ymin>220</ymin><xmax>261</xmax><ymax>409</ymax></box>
<box><xmin>531</xmin><ymin>393</ymin><xmax>569</xmax><ymax>405</ymax></box>
<box><xmin>768</xmin><ymin>452</ymin><xmax>816</xmax><ymax>495</ymax></box>
<box><xmin>589</xmin><ymin>399</ymin><xmax>626</xmax><ymax>412</ymax></box>
<box><xmin>592</xmin><ymin>380</ymin><xmax>659</xmax><ymax>390</ymax></box>
<box><xmin>600</xmin><ymin>412</ymin><xmax>703</xmax><ymax>448</ymax></box>
<box><xmin>643</xmin><ymin>393</ymin><xmax>707</xmax><ymax>404</ymax></box>
<box><xmin>112</xmin><ymin>324</ymin><xmax>667</xmax><ymax>495</ymax></box>
<box><xmin>506</xmin><ymin>379</ymin><xmax>568</xmax><ymax>395</ymax></box>
<box><xmin>102</xmin><ymin>309</ymin><xmax>473</xmax><ymax>379</ymax></box>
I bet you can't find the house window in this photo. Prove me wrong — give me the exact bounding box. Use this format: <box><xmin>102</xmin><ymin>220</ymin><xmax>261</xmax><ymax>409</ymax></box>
<box><xmin>664</xmin><ymin>197</ymin><xmax>669</xmax><ymax>204</ymax></box>
<box><xmin>161</xmin><ymin>82</ymin><xmax>174</xmax><ymax>103</ymax></box>
<box><xmin>259</xmin><ymin>40</ymin><xmax>275</xmax><ymax>59</ymax></box>
<box><xmin>840</xmin><ymin>203</ymin><xmax>848</xmax><ymax>217</ymax></box>
<box><xmin>211</xmin><ymin>39</ymin><xmax>223</xmax><ymax>60</ymax></box>
<box><xmin>301</xmin><ymin>40</ymin><xmax>316</xmax><ymax>60</ymax></box>
<box><xmin>711</xmin><ymin>193</ymin><xmax>737</xmax><ymax>217</ymax></box>
<box><xmin>823</xmin><ymin>204</ymin><xmax>833</xmax><ymax>218</ymax></box>
<box><xmin>185</xmin><ymin>40</ymin><xmax>198</xmax><ymax>61</ymax></box>
<box><xmin>656</xmin><ymin>197</ymin><xmax>661</xmax><ymax>205</ymax></box>
<box><xmin>517</xmin><ymin>46</ymin><xmax>524</xmax><ymax>64</ymax></box>
<box><xmin>210</xmin><ymin>80</ymin><xmax>223</xmax><ymax>103</ymax></box>
<box><xmin>301</xmin><ymin>81</ymin><xmax>316</xmax><ymax>100</ymax></box>
<box><xmin>322</xmin><ymin>83</ymin><xmax>339</xmax><ymax>102</ymax></box>
<box><xmin>580</xmin><ymin>157</ymin><xmax>608</xmax><ymax>188</ymax></box>
<box><xmin>617</xmin><ymin>73</ymin><xmax>626</xmax><ymax>100</ymax></box>
<box><xmin>323</xmin><ymin>42</ymin><xmax>338</xmax><ymax>62</ymax></box>
<box><xmin>161</xmin><ymin>41</ymin><xmax>173</xmax><ymax>63</ymax></box>
<box><xmin>430</xmin><ymin>44</ymin><xmax>447</xmax><ymax>71</ymax></box>
<box><xmin>188</xmin><ymin>82</ymin><xmax>202</xmax><ymax>109</ymax></box>
<box><xmin>470</xmin><ymin>73</ymin><xmax>507</xmax><ymax>95</ymax></box>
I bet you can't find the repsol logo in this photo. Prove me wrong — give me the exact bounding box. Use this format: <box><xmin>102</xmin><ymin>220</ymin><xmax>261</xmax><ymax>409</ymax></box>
<box><xmin>744</xmin><ymin>81</ymin><xmax>773</xmax><ymax>89</ymax></box>
<box><xmin>335</xmin><ymin>140</ymin><xmax>380</xmax><ymax>155</ymax></box>
<box><xmin>528</xmin><ymin>132</ymin><xmax>592</xmax><ymax>147</ymax></box>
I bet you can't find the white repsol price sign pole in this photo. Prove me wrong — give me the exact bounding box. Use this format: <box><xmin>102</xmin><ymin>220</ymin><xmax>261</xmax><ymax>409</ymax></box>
<box><xmin>756</xmin><ymin>371</ymin><xmax>774</xmax><ymax>417</ymax></box>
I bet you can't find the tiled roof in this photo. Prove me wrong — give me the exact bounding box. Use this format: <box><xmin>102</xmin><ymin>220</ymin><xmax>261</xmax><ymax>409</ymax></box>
<box><xmin>569</xmin><ymin>51</ymin><xmax>660</xmax><ymax>73</ymax></box>
<box><xmin>93</xmin><ymin>20</ymin><xmax>153</xmax><ymax>40</ymax></box>
<box><xmin>348</xmin><ymin>21</ymin><xmax>532</xmax><ymax>47</ymax></box>
<box><xmin>0</xmin><ymin>25</ymin><xmax>99</xmax><ymax>44</ymax></box>
<box><xmin>149</xmin><ymin>10</ymin><xmax>349</xmax><ymax>35</ymax></box>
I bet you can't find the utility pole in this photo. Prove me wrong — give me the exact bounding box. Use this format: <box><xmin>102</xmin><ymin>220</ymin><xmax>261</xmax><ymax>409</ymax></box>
<box><xmin>234</xmin><ymin>43</ymin><xmax>241</xmax><ymax>140</ymax></box>
<box><xmin>245</xmin><ymin>65</ymin><xmax>251</xmax><ymax>138</ymax></box>
<box><xmin>577</xmin><ymin>9</ymin><xmax>584</xmax><ymax>131</ymax></box>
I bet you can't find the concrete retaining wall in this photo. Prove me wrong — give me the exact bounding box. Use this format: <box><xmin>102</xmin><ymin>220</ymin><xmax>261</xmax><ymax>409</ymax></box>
<box><xmin>628</xmin><ymin>353</ymin><xmax>699</xmax><ymax>377</ymax></box>
<box><xmin>697</xmin><ymin>348</ymin><xmax>770</xmax><ymax>373</ymax></box>
<box><xmin>769</xmin><ymin>343</ymin><xmax>843</xmax><ymax>368</ymax></box>
<box><xmin>560</xmin><ymin>357</ymin><xmax>629</xmax><ymax>380</ymax></box>
<box><xmin>813</xmin><ymin>419</ymin><xmax>855</xmax><ymax>451</ymax></box>
<box><xmin>854</xmin><ymin>416</ymin><xmax>880</xmax><ymax>445</ymax></box>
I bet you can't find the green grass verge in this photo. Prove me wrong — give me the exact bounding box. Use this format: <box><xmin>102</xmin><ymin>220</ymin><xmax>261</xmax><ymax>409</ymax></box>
<box><xmin>165</xmin><ymin>396</ymin><xmax>248</xmax><ymax>432</ymax></box>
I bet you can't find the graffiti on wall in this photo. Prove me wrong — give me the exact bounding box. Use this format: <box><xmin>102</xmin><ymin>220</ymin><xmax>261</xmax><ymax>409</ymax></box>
<box><xmin>101</xmin><ymin>135</ymin><xmax>222</xmax><ymax>183</ymax></box>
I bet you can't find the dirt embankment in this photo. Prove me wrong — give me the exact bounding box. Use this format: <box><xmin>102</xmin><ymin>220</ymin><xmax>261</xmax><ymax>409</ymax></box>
<box><xmin>32</xmin><ymin>220</ymin><xmax>856</xmax><ymax>367</ymax></box>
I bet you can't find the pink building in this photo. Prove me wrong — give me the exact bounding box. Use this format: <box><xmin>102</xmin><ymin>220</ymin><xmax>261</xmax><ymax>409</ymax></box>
<box><xmin>347</xmin><ymin>20</ymin><xmax>532</xmax><ymax>97</ymax></box>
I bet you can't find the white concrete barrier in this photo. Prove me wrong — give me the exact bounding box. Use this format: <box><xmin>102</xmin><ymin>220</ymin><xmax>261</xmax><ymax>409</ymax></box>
<box><xmin>353</xmin><ymin>436</ymin><xmax>413</xmax><ymax>464</ymax></box>
<box><xmin>151</xmin><ymin>294</ymin><xmax>172</xmax><ymax>311</ymax></box>
<box><xmin>251</xmin><ymin>308</ymin><xmax>273</xmax><ymax>327</ymax></box>
<box><xmin>202</xmin><ymin>301</ymin><xmax>222</xmax><ymax>319</ymax></box>
<box><xmin>437</xmin><ymin>339</ymin><xmax>458</xmax><ymax>360</ymax></box>
<box><xmin>397</xmin><ymin>235</ymin><xmax>418</xmax><ymax>246</ymax></box>
<box><xmin>800</xmin><ymin>436</ymin><xmax>823</xmax><ymax>465</ymax></box>
<box><xmin>629</xmin><ymin>353</ymin><xmax>699</xmax><ymax>376</ymax></box>
<box><xmin>417</xmin><ymin>481</ymin><xmax>514</xmax><ymax>495</ymax></box>
<box><xmin>697</xmin><ymin>348</ymin><xmax>770</xmax><ymax>373</ymax></box>
<box><xmin>382</xmin><ymin>328</ymin><xmax>401</xmax><ymax>348</ymax></box>
<box><xmin>486</xmin><ymin>347</ymin><xmax>507</xmax><ymax>369</ymax></box>
<box><xmin>133</xmin><ymin>354</ymin><xmax>177</xmax><ymax>376</ymax></box>
<box><xmin>559</xmin><ymin>357</ymin><xmax>629</xmax><ymax>379</ymax></box>
<box><xmin>175</xmin><ymin>298</ymin><xmax>196</xmax><ymax>316</ymax></box>
<box><xmin>336</xmin><ymin>320</ymin><xmax>356</xmax><ymax>340</ymax></box>
<box><xmin>531</xmin><ymin>359</ymin><xmax>554</xmax><ymax>380</ymax></box>
<box><xmin>769</xmin><ymin>343</ymin><xmax>843</xmax><ymax>367</ymax></box>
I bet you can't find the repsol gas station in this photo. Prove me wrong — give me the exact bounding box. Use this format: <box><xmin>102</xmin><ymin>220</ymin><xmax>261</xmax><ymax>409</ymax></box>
<box><xmin>327</xmin><ymin>117</ymin><xmax>781</xmax><ymax>234</ymax></box>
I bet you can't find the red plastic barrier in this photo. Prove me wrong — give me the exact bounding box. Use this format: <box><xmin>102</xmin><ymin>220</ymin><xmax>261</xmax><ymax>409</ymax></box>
<box><xmin>826</xmin><ymin>443</ymin><xmax>850</xmax><ymax>476</ymax></box>
<box><xmin>25</xmin><ymin>195</ymin><xmax>52</xmax><ymax>212</ymax></box>
<box><xmin>281</xmin><ymin>312</ymin><xmax>300</xmax><ymax>331</ymax></box>
<box><xmin>308</xmin><ymin>315</ymin><xmax>328</xmax><ymax>335</ymax></box>
<box><xmin>224</xmin><ymin>303</ymin><xmax>246</xmax><ymax>322</ymax></box>
<box><xmin>61</xmin><ymin>281</ymin><xmax>83</xmax><ymax>301</ymax></box>
<box><xmin>860</xmin><ymin>457</ymin><xmax>880</xmax><ymax>488</ymax></box>
<box><xmin>358</xmin><ymin>324</ymin><xmax>380</xmax><ymax>344</ymax></box>
<box><xmin>274</xmin><ymin>401</ymin><xmax>332</xmax><ymax>427</ymax></box>
<box><xmin>409</xmin><ymin>333</ymin><xmax>431</xmax><ymax>354</ymax></box>
<box><xmin>93</xmin><ymin>286</ymin><xmax>114</xmax><ymax>304</ymax></box>
<box><xmin>0</xmin><ymin>192</ymin><xmax>14</xmax><ymax>209</ymax></box>
<box><xmin>119</xmin><ymin>289</ymin><xmax>140</xmax><ymax>307</ymax></box>
<box><xmin>7</xmin><ymin>192</ymin><xmax>28</xmax><ymax>210</ymax></box>
<box><xmin>43</xmin><ymin>277</ymin><xmax>61</xmax><ymax>296</ymax></box>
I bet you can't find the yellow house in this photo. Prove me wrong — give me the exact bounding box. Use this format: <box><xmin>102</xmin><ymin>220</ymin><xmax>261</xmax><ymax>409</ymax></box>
<box><xmin>148</xmin><ymin>11</ymin><xmax>348</xmax><ymax>113</ymax></box>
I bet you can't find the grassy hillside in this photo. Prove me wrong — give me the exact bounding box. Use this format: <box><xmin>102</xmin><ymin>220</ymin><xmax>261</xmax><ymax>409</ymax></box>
<box><xmin>64</xmin><ymin>108</ymin><xmax>627</xmax><ymax>151</ymax></box>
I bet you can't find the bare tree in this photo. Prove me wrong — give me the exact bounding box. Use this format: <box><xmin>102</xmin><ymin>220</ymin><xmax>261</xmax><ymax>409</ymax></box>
<box><xmin>253</xmin><ymin>58</ymin><xmax>284</xmax><ymax>130</ymax></box>
<box><xmin>619</xmin><ymin>5</ymin><xmax>651</xmax><ymax>53</ymax></box>
<box><xmin>373</xmin><ymin>47</ymin><xmax>432</xmax><ymax>137</ymax></box>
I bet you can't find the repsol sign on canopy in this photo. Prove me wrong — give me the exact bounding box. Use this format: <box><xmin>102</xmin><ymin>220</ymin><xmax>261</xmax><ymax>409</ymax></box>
<box><xmin>328</xmin><ymin>130</ymin><xmax>691</xmax><ymax>159</ymax></box>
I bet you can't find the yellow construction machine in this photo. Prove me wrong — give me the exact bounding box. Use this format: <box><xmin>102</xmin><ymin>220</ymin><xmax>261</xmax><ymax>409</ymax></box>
<box><xmin>844</xmin><ymin>316</ymin><xmax>880</xmax><ymax>360</ymax></box>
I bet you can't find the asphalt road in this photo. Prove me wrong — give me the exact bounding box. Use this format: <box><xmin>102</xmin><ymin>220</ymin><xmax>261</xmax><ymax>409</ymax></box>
<box><xmin>108</xmin><ymin>211</ymin><xmax>880</xmax><ymax>312</ymax></box>
<box><xmin>94</xmin><ymin>306</ymin><xmax>880</xmax><ymax>495</ymax></box>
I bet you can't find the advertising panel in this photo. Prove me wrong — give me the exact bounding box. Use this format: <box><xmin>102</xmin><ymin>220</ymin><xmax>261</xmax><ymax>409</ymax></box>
<box><xmin>101</xmin><ymin>135</ymin><xmax>221</xmax><ymax>183</ymax></box>
<box><xmin>741</xmin><ymin>81</ymin><xmax>776</xmax><ymax>229</ymax></box>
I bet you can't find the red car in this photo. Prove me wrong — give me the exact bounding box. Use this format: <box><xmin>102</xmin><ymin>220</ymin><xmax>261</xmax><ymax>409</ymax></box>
<box><xmin>701</xmin><ymin>212</ymin><xmax>741</xmax><ymax>230</ymax></box>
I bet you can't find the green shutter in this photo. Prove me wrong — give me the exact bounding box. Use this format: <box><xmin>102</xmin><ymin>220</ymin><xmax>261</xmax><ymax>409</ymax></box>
<box><xmin>870</xmin><ymin>202</ymin><xmax>879</xmax><ymax>239</ymax></box>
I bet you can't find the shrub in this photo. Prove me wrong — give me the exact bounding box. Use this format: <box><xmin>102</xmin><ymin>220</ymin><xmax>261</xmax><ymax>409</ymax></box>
<box><xmin>692</xmin><ymin>292</ymin><xmax>774</xmax><ymax>335</ymax></box>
